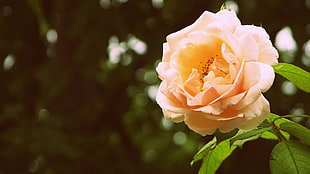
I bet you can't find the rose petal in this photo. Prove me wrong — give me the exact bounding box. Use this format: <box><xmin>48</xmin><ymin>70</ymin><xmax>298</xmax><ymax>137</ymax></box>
<box><xmin>217</xmin><ymin>118</ymin><xmax>243</xmax><ymax>133</ymax></box>
<box><xmin>213</xmin><ymin>84</ymin><xmax>232</xmax><ymax>95</ymax></box>
<box><xmin>156</xmin><ymin>62</ymin><xmax>173</xmax><ymax>80</ymax></box>
<box><xmin>162</xmin><ymin>43</ymin><xmax>171</xmax><ymax>62</ymax></box>
<box><xmin>195</xmin><ymin>102</ymin><xmax>223</xmax><ymax>115</ymax></box>
<box><xmin>242</xmin><ymin>62</ymin><xmax>275</xmax><ymax>92</ymax></box>
<box><xmin>215</xmin><ymin>9</ymin><xmax>241</xmax><ymax>31</ymax></box>
<box><xmin>162</xmin><ymin>109</ymin><xmax>185</xmax><ymax>123</ymax></box>
<box><xmin>166</xmin><ymin>11</ymin><xmax>217</xmax><ymax>53</ymax></box>
<box><xmin>198</xmin><ymin>105</ymin><xmax>244</xmax><ymax>121</ymax></box>
<box><xmin>233</xmin><ymin>62</ymin><xmax>274</xmax><ymax>110</ymax></box>
<box><xmin>207</xmin><ymin>27</ymin><xmax>240</xmax><ymax>55</ymax></box>
<box><xmin>257</xmin><ymin>40</ymin><xmax>279</xmax><ymax>65</ymax></box>
<box><xmin>188</xmin><ymin>87</ymin><xmax>219</xmax><ymax>106</ymax></box>
<box><xmin>184</xmin><ymin>111</ymin><xmax>243</xmax><ymax>136</ymax></box>
<box><xmin>187</xmin><ymin>31</ymin><xmax>216</xmax><ymax>46</ymax></box>
<box><xmin>235</xmin><ymin>25</ymin><xmax>270</xmax><ymax>40</ymax></box>
<box><xmin>238</xmin><ymin>34</ymin><xmax>259</xmax><ymax>62</ymax></box>
<box><xmin>184</xmin><ymin>111</ymin><xmax>226</xmax><ymax>135</ymax></box>
<box><xmin>221</xmin><ymin>43</ymin><xmax>237</xmax><ymax>64</ymax></box>
<box><xmin>210</xmin><ymin>60</ymin><xmax>245</xmax><ymax>104</ymax></box>
<box><xmin>221</xmin><ymin>91</ymin><xmax>247</xmax><ymax>108</ymax></box>
<box><xmin>233</xmin><ymin>85</ymin><xmax>261</xmax><ymax>110</ymax></box>
<box><xmin>237</xmin><ymin>94</ymin><xmax>270</xmax><ymax>130</ymax></box>
<box><xmin>184</xmin><ymin>69</ymin><xmax>201</xmax><ymax>96</ymax></box>
<box><xmin>156</xmin><ymin>81</ymin><xmax>188</xmax><ymax>113</ymax></box>
<box><xmin>235</xmin><ymin>25</ymin><xmax>279</xmax><ymax>65</ymax></box>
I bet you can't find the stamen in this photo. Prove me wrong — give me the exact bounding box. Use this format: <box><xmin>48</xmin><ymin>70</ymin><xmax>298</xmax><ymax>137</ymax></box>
<box><xmin>198</xmin><ymin>56</ymin><xmax>220</xmax><ymax>82</ymax></box>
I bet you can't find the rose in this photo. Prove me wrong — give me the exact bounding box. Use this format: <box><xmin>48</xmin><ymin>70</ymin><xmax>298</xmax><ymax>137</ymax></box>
<box><xmin>156</xmin><ymin>9</ymin><xmax>278</xmax><ymax>136</ymax></box>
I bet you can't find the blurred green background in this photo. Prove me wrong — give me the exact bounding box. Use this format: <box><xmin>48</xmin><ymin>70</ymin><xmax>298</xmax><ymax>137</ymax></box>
<box><xmin>0</xmin><ymin>0</ymin><xmax>309</xmax><ymax>173</ymax></box>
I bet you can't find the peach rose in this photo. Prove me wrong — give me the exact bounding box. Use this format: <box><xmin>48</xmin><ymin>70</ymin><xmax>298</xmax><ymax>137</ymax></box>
<box><xmin>156</xmin><ymin>9</ymin><xmax>278</xmax><ymax>136</ymax></box>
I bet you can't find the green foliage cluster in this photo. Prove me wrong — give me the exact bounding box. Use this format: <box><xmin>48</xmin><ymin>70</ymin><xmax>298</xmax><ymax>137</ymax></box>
<box><xmin>194</xmin><ymin>113</ymin><xmax>310</xmax><ymax>174</ymax></box>
<box><xmin>192</xmin><ymin>65</ymin><xmax>310</xmax><ymax>173</ymax></box>
<box><xmin>0</xmin><ymin>0</ymin><xmax>309</xmax><ymax>173</ymax></box>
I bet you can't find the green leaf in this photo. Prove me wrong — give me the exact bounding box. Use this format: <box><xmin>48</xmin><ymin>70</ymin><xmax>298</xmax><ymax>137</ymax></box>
<box><xmin>268</xmin><ymin>113</ymin><xmax>288</xmax><ymax>125</ymax></box>
<box><xmin>268</xmin><ymin>113</ymin><xmax>310</xmax><ymax>140</ymax></box>
<box><xmin>258</xmin><ymin>119</ymin><xmax>273</xmax><ymax>128</ymax></box>
<box><xmin>214</xmin><ymin>128</ymin><xmax>238</xmax><ymax>145</ymax></box>
<box><xmin>272</xmin><ymin>63</ymin><xmax>310</xmax><ymax>93</ymax></box>
<box><xmin>230</xmin><ymin>127</ymin><xmax>273</xmax><ymax>146</ymax></box>
<box><xmin>270</xmin><ymin>140</ymin><xmax>310</xmax><ymax>174</ymax></box>
<box><xmin>191</xmin><ymin>137</ymin><xmax>216</xmax><ymax>166</ymax></box>
<box><xmin>261</xmin><ymin>131</ymin><xmax>278</xmax><ymax>140</ymax></box>
<box><xmin>198</xmin><ymin>140</ymin><xmax>236</xmax><ymax>174</ymax></box>
<box><xmin>268</xmin><ymin>113</ymin><xmax>281</xmax><ymax>121</ymax></box>
<box><xmin>280</xmin><ymin>122</ymin><xmax>310</xmax><ymax>146</ymax></box>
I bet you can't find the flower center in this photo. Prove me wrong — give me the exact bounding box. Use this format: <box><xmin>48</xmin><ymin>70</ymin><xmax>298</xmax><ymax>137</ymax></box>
<box><xmin>173</xmin><ymin>35</ymin><xmax>230</xmax><ymax>83</ymax></box>
<box><xmin>198</xmin><ymin>54</ymin><xmax>228</xmax><ymax>82</ymax></box>
<box><xmin>198</xmin><ymin>54</ymin><xmax>222</xmax><ymax>82</ymax></box>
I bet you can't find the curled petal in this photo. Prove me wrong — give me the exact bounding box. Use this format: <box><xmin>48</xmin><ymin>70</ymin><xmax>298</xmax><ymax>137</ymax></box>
<box><xmin>221</xmin><ymin>91</ymin><xmax>247</xmax><ymax>108</ymax></box>
<box><xmin>184</xmin><ymin>111</ymin><xmax>243</xmax><ymax>136</ymax></box>
<box><xmin>184</xmin><ymin>112</ymin><xmax>226</xmax><ymax>135</ymax></box>
<box><xmin>233</xmin><ymin>62</ymin><xmax>274</xmax><ymax>110</ymax></box>
<box><xmin>238</xmin><ymin>35</ymin><xmax>259</xmax><ymax>62</ymax></box>
<box><xmin>257</xmin><ymin>40</ymin><xmax>279</xmax><ymax>65</ymax></box>
<box><xmin>162</xmin><ymin>109</ymin><xmax>185</xmax><ymax>123</ymax></box>
<box><xmin>234</xmin><ymin>85</ymin><xmax>261</xmax><ymax>110</ymax></box>
<box><xmin>242</xmin><ymin>62</ymin><xmax>275</xmax><ymax>92</ymax></box>
<box><xmin>166</xmin><ymin>11</ymin><xmax>217</xmax><ymax>53</ymax></box>
<box><xmin>156</xmin><ymin>82</ymin><xmax>187</xmax><ymax>113</ymax></box>
<box><xmin>195</xmin><ymin>102</ymin><xmax>223</xmax><ymax>115</ymax></box>
<box><xmin>162</xmin><ymin>43</ymin><xmax>171</xmax><ymax>62</ymax></box>
<box><xmin>156</xmin><ymin>62</ymin><xmax>173</xmax><ymax>80</ymax></box>
<box><xmin>238</xmin><ymin>94</ymin><xmax>270</xmax><ymax>130</ymax></box>
<box><xmin>210</xmin><ymin>60</ymin><xmax>245</xmax><ymax>104</ymax></box>
<box><xmin>183</xmin><ymin>69</ymin><xmax>201</xmax><ymax>96</ymax></box>
<box><xmin>188</xmin><ymin>87</ymin><xmax>220</xmax><ymax>106</ymax></box>
<box><xmin>235</xmin><ymin>25</ymin><xmax>270</xmax><ymax>40</ymax></box>
<box><xmin>215</xmin><ymin>9</ymin><xmax>241</xmax><ymax>31</ymax></box>
<box><xmin>235</xmin><ymin>25</ymin><xmax>279</xmax><ymax>65</ymax></box>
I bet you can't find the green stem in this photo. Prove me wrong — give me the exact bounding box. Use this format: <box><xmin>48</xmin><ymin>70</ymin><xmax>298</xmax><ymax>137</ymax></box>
<box><xmin>274</xmin><ymin>115</ymin><xmax>310</xmax><ymax>122</ymax></box>
<box><xmin>272</xmin><ymin>126</ymin><xmax>287</xmax><ymax>142</ymax></box>
<box><xmin>270</xmin><ymin>119</ymin><xmax>287</xmax><ymax>142</ymax></box>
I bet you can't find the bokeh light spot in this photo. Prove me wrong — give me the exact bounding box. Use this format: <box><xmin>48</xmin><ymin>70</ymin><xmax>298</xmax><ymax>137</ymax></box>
<box><xmin>3</xmin><ymin>54</ymin><xmax>15</xmax><ymax>71</ymax></box>
<box><xmin>146</xmin><ymin>85</ymin><xmax>158</xmax><ymax>101</ymax></box>
<box><xmin>144</xmin><ymin>70</ymin><xmax>158</xmax><ymax>84</ymax></box>
<box><xmin>161</xmin><ymin>117</ymin><xmax>173</xmax><ymax>130</ymax></box>
<box><xmin>275</xmin><ymin>26</ymin><xmax>297</xmax><ymax>63</ymax></box>
<box><xmin>38</xmin><ymin>108</ymin><xmax>50</xmax><ymax>121</ymax></box>
<box><xmin>302</xmin><ymin>40</ymin><xmax>310</xmax><ymax>67</ymax></box>
<box><xmin>127</xmin><ymin>35</ymin><xmax>147</xmax><ymax>55</ymax></box>
<box><xmin>225</xmin><ymin>1</ymin><xmax>239</xmax><ymax>13</ymax></box>
<box><xmin>46</xmin><ymin>29</ymin><xmax>58</xmax><ymax>44</ymax></box>
<box><xmin>107</xmin><ymin>36</ymin><xmax>127</xmax><ymax>64</ymax></box>
<box><xmin>99</xmin><ymin>0</ymin><xmax>111</xmax><ymax>8</ymax></box>
<box><xmin>152</xmin><ymin>0</ymin><xmax>164</xmax><ymax>9</ymax></box>
<box><xmin>281</xmin><ymin>80</ymin><xmax>297</xmax><ymax>96</ymax></box>
<box><xmin>173</xmin><ymin>131</ymin><xmax>187</xmax><ymax>146</ymax></box>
